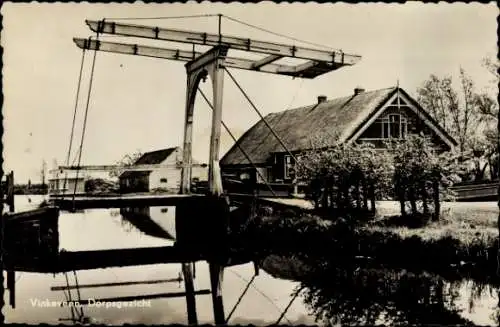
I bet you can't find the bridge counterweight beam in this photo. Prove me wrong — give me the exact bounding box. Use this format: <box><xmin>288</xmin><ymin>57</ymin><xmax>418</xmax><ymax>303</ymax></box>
<box><xmin>85</xmin><ymin>20</ymin><xmax>361</xmax><ymax>65</ymax></box>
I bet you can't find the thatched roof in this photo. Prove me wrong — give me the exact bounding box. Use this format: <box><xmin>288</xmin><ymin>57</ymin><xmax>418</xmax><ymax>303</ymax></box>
<box><xmin>221</xmin><ymin>87</ymin><xmax>398</xmax><ymax>166</ymax></box>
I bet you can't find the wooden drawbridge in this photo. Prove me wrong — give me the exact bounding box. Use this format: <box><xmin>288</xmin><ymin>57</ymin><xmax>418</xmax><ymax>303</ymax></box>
<box><xmin>2</xmin><ymin>15</ymin><xmax>360</xmax><ymax>325</ymax></box>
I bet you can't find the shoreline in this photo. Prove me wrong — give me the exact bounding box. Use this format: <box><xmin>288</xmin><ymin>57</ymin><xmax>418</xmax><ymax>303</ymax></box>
<box><xmin>238</xmin><ymin>200</ymin><xmax>500</xmax><ymax>284</ymax></box>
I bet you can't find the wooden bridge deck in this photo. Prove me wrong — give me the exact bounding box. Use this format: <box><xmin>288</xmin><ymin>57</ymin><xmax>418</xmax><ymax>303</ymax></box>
<box><xmin>450</xmin><ymin>182</ymin><xmax>498</xmax><ymax>202</ymax></box>
<box><xmin>50</xmin><ymin>193</ymin><xmax>204</xmax><ymax>210</ymax></box>
<box><xmin>5</xmin><ymin>245</ymin><xmax>252</xmax><ymax>273</ymax></box>
<box><xmin>6</xmin><ymin>193</ymin><xmax>254</xmax><ymax>274</ymax></box>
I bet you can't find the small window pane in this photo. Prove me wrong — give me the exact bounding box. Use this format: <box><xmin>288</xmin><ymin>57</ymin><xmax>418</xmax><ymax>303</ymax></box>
<box><xmin>362</xmin><ymin>121</ymin><xmax>382</xmax><ymax>138</ymax></box>
<box><xmin>390</xmin><ymin>115</ymin><xmax>400</xmax><ymax>123</ymax></box>
<box><xmin>383</xmin><ymin>123</ymin><xmax>390</xmax><ymax>138</ymax></box>
<box><xmin>390</xmin><ymin>123</ymin><xmax>400</xmax><ymax>138</ymax></box>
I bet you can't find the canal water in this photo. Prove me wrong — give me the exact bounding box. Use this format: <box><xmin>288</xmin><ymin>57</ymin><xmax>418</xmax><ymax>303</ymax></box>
<box><xmin>3</xmin><ymin>195</ymin><xmax>500</xmax><ymax>325</ymax></box>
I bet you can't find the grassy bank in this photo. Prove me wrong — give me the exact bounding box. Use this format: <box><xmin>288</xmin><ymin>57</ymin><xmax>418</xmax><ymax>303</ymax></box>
<box><xmin>237</xmin><ymin>201</ymin><xmax>500</xmax><ymax>282</ymax></box>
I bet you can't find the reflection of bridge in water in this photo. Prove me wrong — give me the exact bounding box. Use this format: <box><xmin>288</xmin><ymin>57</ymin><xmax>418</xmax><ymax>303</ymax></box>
<box><xmin>120</xmin><ymin>206</ymin><xmax>176</xmax><ymax>240</ymax></box>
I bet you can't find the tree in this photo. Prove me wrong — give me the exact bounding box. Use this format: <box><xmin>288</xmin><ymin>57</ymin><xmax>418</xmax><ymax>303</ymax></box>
<box><xmin>388</xmin><ymin>135</ymin><xmax>461</xmax><ymax>222</ymax></box>
<box><xmin>467</xmin><ymin>132</ymin><xmax>498</xmax><ymax>181</ymax></box>
<box><xmin>487</xmin><ymin>55</ymin><xmax>500</xmax><ymax>276</ymax></box>
<box><xmin>482</xmin><ymin>56</ymin><xmax>499</xmax><ymax>87</ymax></box>
<box><xmin>109</xmin><ymin>150</ymin><xmax>143</xmax><ymax>178</ymax></box>
<box><xmin>474</xmin><ymin>56</ymin><xmax>499</xmax><ymax>180</ymax></box>
<box><xmin>417</xmin><ymin>69</ymin><xmax>480</xmax><ymax>155</ymax></box>
<box><xmin>417</xmin><ymin>62</ymin><xmax>499</xmax><ymax>182</ymax></box>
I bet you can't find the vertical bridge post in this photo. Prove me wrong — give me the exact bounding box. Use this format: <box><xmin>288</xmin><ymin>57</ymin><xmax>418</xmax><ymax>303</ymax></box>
<box><xmin>180</xmin><ymin>45</ymin><xmax>229</xmax><ymax>195</ymax></box>
<box><xmin>6</xmin><ymin>171</ymin><xmax>14</xmax><ymax>213</ymax></box>
<box><xmin>179</xmin><ymin>45</ymin><xmax>229</xmax><ymax>325</ymax></box>
<box><xmin>4</xmin><ymin>171</ymin><xmax>15</xmax><ymax>308</ymax></box>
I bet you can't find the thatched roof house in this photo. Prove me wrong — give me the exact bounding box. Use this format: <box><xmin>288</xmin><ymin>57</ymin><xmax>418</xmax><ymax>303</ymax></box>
<box><xmin>220</xmin><ymin>86</ymin><xmax>457</xmax><ymax>187</ymax></box>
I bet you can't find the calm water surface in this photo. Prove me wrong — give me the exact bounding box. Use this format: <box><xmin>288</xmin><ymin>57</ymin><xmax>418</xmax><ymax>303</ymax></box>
<box><xmin>3</xmin><ymin>195</ymin><xmax>500</xmax><ymax>325</ymax></box>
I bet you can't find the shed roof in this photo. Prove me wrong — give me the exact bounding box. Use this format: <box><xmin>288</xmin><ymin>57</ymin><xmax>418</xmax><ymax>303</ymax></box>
<box><xmin>134</xmin><ymin>147</ymin><xmax>179</xmax><ymax>165</ymax></box>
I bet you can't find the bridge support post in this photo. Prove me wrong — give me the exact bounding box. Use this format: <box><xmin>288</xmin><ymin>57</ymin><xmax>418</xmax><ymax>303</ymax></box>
<box><xmin>7</xmin><ymin>270</ymin><xmax>15</xmax><ymax>308</ymax></box>
<box><xmin>6</xmin><ymin>171</ymin><xmax>14</xmax><ymax>212</ymax></box>
<box><xmin>180</xmin><ymin>45</ymin><xmax>229</xmax><ymax>195</ymax></box>
<box><xmin>181</xmin><ymin>262</ymin><xmax>197</xmax><ymax>325</ymax></box>
<box><xmin>179</xmin><ymin>45</ymin><xmax>229</xmax><ymax>325</ymax></box>
<box><xmin>209</xmin><ymin>263</ymin><xmax>225</xmax><ymax>325</ymax></box>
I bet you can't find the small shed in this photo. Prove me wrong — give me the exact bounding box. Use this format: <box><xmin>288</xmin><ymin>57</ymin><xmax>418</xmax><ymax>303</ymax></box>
<box><xmin>119</xmin><ymin>147</ymin><xmax>208</xmax><ymax>193</ymax></box>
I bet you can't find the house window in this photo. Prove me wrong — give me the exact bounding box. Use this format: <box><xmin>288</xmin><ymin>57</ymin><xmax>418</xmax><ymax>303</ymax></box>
<box><xmin>361</xmin><ymin>113</ymin><xmax>408</xmax><ymax>140</ymax></box>
<box><xmin>160</xmin><ymin>178</ymin><xmax>167</xmax><ymax>183</ymax></box>
<box><xmin>240</xmin><ymin>172</ymin><xmax>251</xmax><ymax>180</ymax></box>
<box><xmin>284</xmin><ymin>155</ymin><xmax>295</xmax><ymax>180</ymax></box>
<box><xmin>380</xmin><ymin>114</ymin><xmax>407</xmax><ymax>139</ymax></box>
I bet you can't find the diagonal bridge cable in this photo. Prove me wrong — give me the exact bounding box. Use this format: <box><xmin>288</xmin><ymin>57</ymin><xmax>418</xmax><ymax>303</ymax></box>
<box><xmin>104</xmin><ymin>14</ymin><xmax>220</xmax><ymax>21</ymax></box>
<box><xmin>224</xmin><ymin>68</ymin><xmax>299</xmax><ymax>165</ymax></box>
<box><xmin>72</xmin><ymin>32</ymin><xmax>101</xmax><ymax>204</ymax></box>
<box><xmin>222</xmin><ymin>14</ymin><xmax>340</xmax><ymax>51</ymax></box>
<box><xmin>275</xmin><ymin>286</ymin><xmax>305</xmax><ymax>325</ymax></box>
<box><xmin>225</xmin><ymin>274</ymin><xmax>257</xmax><ymax>323</ymax></box>
<box><xmin>246</xmin><ymin>79</ymin><xmax>304</xmax><ymax>167</ymax></box>
<box><xmin>197</xmin><ymin>88</ymin><xmax>278</xmax><ymax>197</ymax></box>
<box><xmin>72</xmin><ymin>270</ymin><xmax>85</xmax><ymax>318</ymax></box>
<box><xmin>61</xmin><ymin>47</ymin><xmax>86</xmax><ymax>199</ymax></box>
<box><xmin>227</xmin><ymin>269</ymin><xmax>292</xmax><ymax>324</ymax></box>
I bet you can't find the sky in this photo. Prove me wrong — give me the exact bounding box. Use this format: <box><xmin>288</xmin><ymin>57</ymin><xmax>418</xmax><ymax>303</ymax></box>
<box><xmin>1</xmin><ymin>1</ymin><xmax>498</xmax><ymax>183</ymax></box>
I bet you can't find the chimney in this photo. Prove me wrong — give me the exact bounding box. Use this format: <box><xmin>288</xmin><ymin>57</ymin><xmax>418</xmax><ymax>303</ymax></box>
<box><xmin>354</xmin><ymin>87</ymin><xmax>365</xmax><ymax>95</ymax></box>
<box><xmin>317</xmin><ymin>95</ymin><xmax>327</xmax><ymax>104</ymax></box>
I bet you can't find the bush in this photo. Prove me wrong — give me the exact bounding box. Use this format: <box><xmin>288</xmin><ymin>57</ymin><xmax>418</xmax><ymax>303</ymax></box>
<box><xmin>296</xmin><ymin>141</ymin><xmax>393</xmax><ymax>220</ymax></box>
<box><xmin>84</xmin><ymin>178</ymin><xmax>119</xmax><ymax>194</ymax></box>
<box><xmin>296</xmin><ymin>134</ymin><xmax>463</xmax><ymax>225</ymax></box>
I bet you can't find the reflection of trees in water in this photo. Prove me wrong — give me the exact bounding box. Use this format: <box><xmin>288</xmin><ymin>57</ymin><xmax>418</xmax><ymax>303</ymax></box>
<box><xmin>490</xmin><ymin>289</ymin><xmax>500</xmax><ymax>325</ymax></box>
<box><xmin>119</xmin><ymin>216</ymin><xmax>136</xmax><ymax>233</ymax></box>
<box><xmin>300</xmin><ymin>267</ymin><xmax>477</xmax><ymax>326</ymax></box>
<box><xmin>464</xmin><ymin>280</ymin><xmax>495</xmax><ymax>313</ymax></box>
<box><xmin>109</xmin><ymin>208</ymin><xmax>137</xmax><ymax>233</ymax></box>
